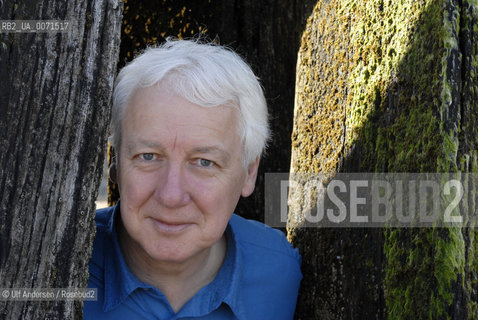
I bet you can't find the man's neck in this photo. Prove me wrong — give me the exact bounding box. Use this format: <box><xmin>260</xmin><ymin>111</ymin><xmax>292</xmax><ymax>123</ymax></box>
<box><xmin>117</xmin><ymin>220</ymin><xmax>227</xmax><ymax>313</ymax></box>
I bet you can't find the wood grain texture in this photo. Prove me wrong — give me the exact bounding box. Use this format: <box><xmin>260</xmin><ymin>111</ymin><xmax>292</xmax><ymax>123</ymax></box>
<box><xmin>0</xmin><ymin>0</ymin><xmax>123</xmax><ymax>318</ymax></box>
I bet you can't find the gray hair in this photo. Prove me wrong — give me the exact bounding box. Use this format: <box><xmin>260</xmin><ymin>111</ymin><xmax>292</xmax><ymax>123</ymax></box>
<box><xmin>111</xmin><ymin>38</ymin><xmax>270</xmax><ymax>166</ymax></box>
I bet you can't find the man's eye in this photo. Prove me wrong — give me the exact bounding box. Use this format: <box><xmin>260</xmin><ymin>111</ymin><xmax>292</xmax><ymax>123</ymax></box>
<box><xmin>140</xmin><ymin>153</ymin><xmax>155</xmax><ymax>161</ymax></box>
<box><xmin>199</xmin><ymin>158</ymin><xmax>213</xmax><ymax>167</ymax></box>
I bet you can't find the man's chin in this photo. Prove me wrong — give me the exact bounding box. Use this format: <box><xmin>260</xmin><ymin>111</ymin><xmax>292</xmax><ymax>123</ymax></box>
<box><xmin>147</xmin><ymin>247</ymin><xmax>200</xmax><ymax>265</ymax></box>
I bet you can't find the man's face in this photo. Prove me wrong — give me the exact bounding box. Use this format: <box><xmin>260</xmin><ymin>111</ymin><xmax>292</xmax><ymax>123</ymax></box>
<box><xmin>117</xmin><ymin>85</ymin><xmax>258</xmax><ymax>264</ymax></box>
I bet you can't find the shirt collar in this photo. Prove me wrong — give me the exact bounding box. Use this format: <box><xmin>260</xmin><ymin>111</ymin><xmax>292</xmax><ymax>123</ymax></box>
<box><xmin>102</xmin><ymin>203</ymin><xmax>247</xmax><ymax>318</ymax></box>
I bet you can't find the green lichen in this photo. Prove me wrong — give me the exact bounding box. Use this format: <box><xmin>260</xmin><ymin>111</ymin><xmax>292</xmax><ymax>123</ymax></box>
<box><xmin>334</xmin><ymin>0</ymin><xmax>471</xmax><ymax>317</ymax></box>
<box><xmin>290</xmin><ymin>0</ymin><xmax>477</xmax><ymax>318</ymax></box>
<box><xmin>362</xmin><ymin>0</ymin><xmax>467</xmax><ymax>318</ymax></box>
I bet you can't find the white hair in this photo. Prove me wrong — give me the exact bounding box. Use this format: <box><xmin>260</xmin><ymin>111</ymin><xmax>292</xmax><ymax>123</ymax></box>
<box><xmin>111</xmin><ymin>38</ymin><xmax>270</xmax><ymax>167</ymax></box>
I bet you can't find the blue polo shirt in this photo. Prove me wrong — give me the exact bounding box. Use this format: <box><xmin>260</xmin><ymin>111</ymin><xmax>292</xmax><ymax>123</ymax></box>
<box><xmin>84</xmin><ymin>204</ymin><xmax>302</xmax><ymax>319</ymax></box>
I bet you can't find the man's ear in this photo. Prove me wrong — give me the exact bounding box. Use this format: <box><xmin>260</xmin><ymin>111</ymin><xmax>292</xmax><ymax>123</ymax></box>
<box><xmin>109</xmin><ymin>163</ymin><xmax>117</xmax><ymax>184</ymax></box>
<box><xmin>241</xmin><ymin>157</ymin><xmax>260</xmax><ymax>197</ymax></box>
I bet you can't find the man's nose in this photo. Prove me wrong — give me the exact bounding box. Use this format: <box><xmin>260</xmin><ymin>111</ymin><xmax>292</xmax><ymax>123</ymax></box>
<box><xmin>154</xmin><ymin>164</ymin><xmax>190</xmax><ymax>208</ymax></box>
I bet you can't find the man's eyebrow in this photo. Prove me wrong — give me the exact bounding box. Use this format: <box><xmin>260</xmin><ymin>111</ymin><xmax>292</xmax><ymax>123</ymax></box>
<box><xmin>192</xmin><ymin>146</ymin><xmax>230</xmax><ymax>160</ymax></box>
<box><xmin>126</xmin><ymin>140</ymin><xmax>165</xmax><ymax>153</ymax></box>
<box><xmin>125</xmin><ymin>142</ymin><xmax>230</xmax><ymax>158</ymax></box>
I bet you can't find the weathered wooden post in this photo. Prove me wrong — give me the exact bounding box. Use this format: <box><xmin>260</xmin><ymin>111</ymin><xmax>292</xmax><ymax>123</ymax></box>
<box><xmin>0</xmin><ymin>0</ymin><xmax>123</xmax><ymax>318</ymax></box>
<box><xmin>288</xmin><ymin>0</ymin><xmax>477</xmax><ymax>318</ymax></box>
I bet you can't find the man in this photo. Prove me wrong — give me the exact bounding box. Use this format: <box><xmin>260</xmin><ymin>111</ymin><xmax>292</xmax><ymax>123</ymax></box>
<box><xmin>84</xmin><ymin>38</ymin><xmax>302</xmax><ymax>319</ymax></box>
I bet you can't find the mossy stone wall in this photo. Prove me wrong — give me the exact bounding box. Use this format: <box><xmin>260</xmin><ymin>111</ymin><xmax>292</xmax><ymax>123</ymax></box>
<box><xmin>289</xmin><ymin>0</ymin><xmax>478</xmax><ymax>318</ymax></box>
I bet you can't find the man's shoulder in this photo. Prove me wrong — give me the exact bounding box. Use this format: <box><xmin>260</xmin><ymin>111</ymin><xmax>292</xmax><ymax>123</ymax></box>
<box><xmin>229</xmin><ymin>214</ymin><xmax>301</xmax><ymax>262</ymax></box>
<box><xmin>229</xmin><ymin>214</ymin><xmax>302</xmax><ymax>319</ymax></box>
<box><xmin>95</xmin><ymin>206</ymin><xmax>116</xmax><ymax>231</ymax></box>
<box><xmin>88</xmin><ymin>206</ymin><xmax>116</xmax><ymax>277</ymax></box>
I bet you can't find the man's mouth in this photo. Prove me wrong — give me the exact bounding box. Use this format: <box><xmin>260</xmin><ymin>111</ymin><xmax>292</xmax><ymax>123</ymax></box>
<box><xmin>150</xmin><ymin>218</ymin><xmax>193</xmax><ymax>233</ymax></box>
